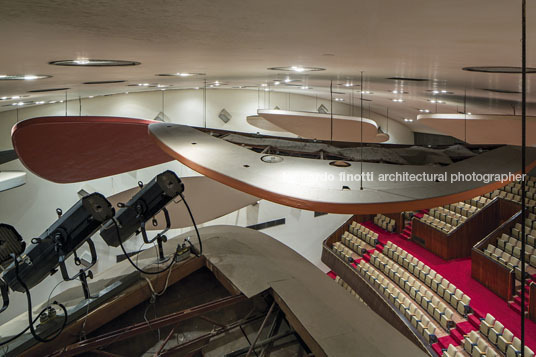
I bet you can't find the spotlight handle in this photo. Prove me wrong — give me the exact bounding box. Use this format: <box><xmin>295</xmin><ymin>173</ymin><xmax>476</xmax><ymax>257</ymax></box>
<box><xmin>0</xmin><ymin>279</ymin><xmax>9</xmax><ymax>314</ymax></box>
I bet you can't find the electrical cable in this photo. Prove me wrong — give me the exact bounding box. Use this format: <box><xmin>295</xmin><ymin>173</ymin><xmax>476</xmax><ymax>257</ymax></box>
<box><xmin>115</xmin><ymin>191</ymin><xmax>202</xmax><ymax>274</ymax></box>
<box><xmin>0</xmin><ymin>256</ymin><xmax>68</xmax><ymax>345</ymax></box>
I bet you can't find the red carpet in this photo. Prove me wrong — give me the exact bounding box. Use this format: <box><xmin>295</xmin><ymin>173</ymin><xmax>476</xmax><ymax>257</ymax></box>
<box><xmin>361</xmin><ymin>221</ymin><xmax>536</xmax><ymax>351</ymax></box>
<box><xmin>327</xmin><ymin>271</ymin><xmax>337</xmax><ymax>280</ymax></box>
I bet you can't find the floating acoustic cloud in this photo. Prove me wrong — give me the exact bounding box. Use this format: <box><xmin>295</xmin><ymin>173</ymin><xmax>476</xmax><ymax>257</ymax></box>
<box><xmin>11</xmin><ymin>116</ymin><xmax>172</xmax><ymax>183</ymax></box>
<box><xmin>417</xmin><ymin>113</ymin><xmax>536</xmax><ymax>146</ymax></box>
<box><xmin>257</xmin><ymin>109</ymin><xmax>389</xmax><ymax>143</ymax></box>
<box><xmin>246</xmin><ymin>115</ymin><xmax>287</xmax><ymax>132</ymax></box>
<box><xmin>149</xmin><ymin>122</ymin><xmax>536</xmax><ymax>214</ymax></box>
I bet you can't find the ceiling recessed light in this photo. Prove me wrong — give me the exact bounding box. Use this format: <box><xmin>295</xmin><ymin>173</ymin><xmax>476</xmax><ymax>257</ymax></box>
<box><xmin>50</xmin><ymin>59</ymin><xmax>140</xmax><ymax>67</ymax></box>
<box><xmin>0</xmin><ymin>95</ymin><xmax>26</xmax><ymax>101</ymax></box>
<box><xmin>156</xmin><ymin>72</ymin><xmax>205</xmax><ymax>77</ymax></box>
<box><xmin>83</xmin><ymin>80</ymin><xmax>126</xmax><ymax>84</ymax></box>
<box><xmin>0</xmin><ymin>74</ymin><xmax>52</xmax><ymax>80</ymax></box>
<box><xmin>335</xmin><ymin>98</ymin><xmax>344</xmax><ymax>102</ymax></box>
<box><xmin>462</xmin><ymin>66</ymin><xmax>536</xmax><ymax>74</ymax></box>
<box><xmin>267</xmin><ymin>66</ymin><xmax>326</xmax><ymax>72</ymax></box>
<box><xmin>387</xmin><ymin>77</ymin><xmax>429</xmax><ymax>82</ymax></box>
<box><xmin>360</xmin><ymin>90</ymin><xmax>372</xmax><ymax>94</ymax></box>
<box><xmin>419</xmin><ymin>109</ymin><xmax>431</xmax><ymax>113</ymax></box>
<box><xmin>261</xmin><ymin>83</ymin><xmax>267</xmax><ymax>87</ymax></box>
<box><xmin>88</xmin><ymin>96</ymin><xmax>94</xmax><ymax>98</ymax></box>
<box><xmin>35</xmin><ymin>101</ymin><xmax>45</xmax><ymax>105</ymax></box>
<box><xmin>28</xmin><ymin>87</ymin><xmax>70</xmax><ymax>93</ymax></box>
<box><xmin>273</xmin><ymin>81</ymin><xmax>280</xmax><ymax>85</ymax></box>
<box><xmin>392</xmin><ymin>98</ymin><xmax>404</xmax><ymax>102</ymax></box>
<box><xmin>429</xmin><ymin>99</ymin><xmax>445</xmax><ymax>104</ymax></box>
<box><xmin>300</xmin><ymin>86</ymin><xmax>310</xmax><ymax>90</ymax></box>
<box><xmin>403</xmin><ymin>118</ymin><xmax>414</xmax><ymax>122</ymax></box>
<box><xmin>284</xmin><ymin>77</ymin><xmax>292</xmax><ymax>83</ymax></box>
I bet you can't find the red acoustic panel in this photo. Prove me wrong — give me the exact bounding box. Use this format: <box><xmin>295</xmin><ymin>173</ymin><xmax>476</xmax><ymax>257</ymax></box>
<box><xmin>11</xmin><ymin>116</ymin><xmax>171</xmax><ymax>183</ymax></box>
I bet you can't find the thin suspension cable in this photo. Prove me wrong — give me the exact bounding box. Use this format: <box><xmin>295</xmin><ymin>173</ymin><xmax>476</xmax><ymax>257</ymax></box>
<box><xmin>360</xmin><ymin>71</ymin><xmax>364</xmax><ymax>191</ymax></box>
<box><xmin>464</xmin><ymin>88</ymin><xmax>467</xmax><ymax>143</ymax></box>
<box><xmin>330</xmin><ymin>80</ymin><xmax>333</xmax><ymax>143</ymax></box>
<box><xmin>386</xmin><ymin>107</ymin><xmax>389</xmax><ymax>134</ymax></box>
<box><xmin>203</xmin><ymin>79</ymin><xmax>207</xmax><ymax>128</ymax></box>
<box><xmin>521</xmin><ymin>0</ymin><xmax>527</xmax><ymax>354</ymax></box>
<box><xmin>79</xmin><ymin>96</ymin><xmax>82</xmax><ymax>116</ymax></box>
<box><xmin>65</xmin><ymin>91</ymin><xmax>68</xmax><ymax>116</ymax></box>
<box><xmin>161</xmin><ymin>89</ymin><xmax>165</xmax><ymax>117</ymax></box>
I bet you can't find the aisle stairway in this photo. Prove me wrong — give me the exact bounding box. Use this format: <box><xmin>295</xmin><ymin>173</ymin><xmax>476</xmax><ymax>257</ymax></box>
<box><xmin>401</xmin><ymin>210</ymin><xmax>428</xmax><ymax>240</ymax></box>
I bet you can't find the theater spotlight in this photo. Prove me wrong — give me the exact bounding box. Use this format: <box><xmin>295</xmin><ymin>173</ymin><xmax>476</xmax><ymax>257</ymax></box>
<box><xmin>0</xmin><ymin>224</ymin><xmax>25</xmax><ymax>313</ymax></box>
<box><xmin>100</xmin><ymin>170</ymin><xmax>184</xmax><ymax>264</ymax></box>
<box><xmin>2</xmin><ymin>192</ymin><xmax>114</xmax><ymax>298</ymax></box>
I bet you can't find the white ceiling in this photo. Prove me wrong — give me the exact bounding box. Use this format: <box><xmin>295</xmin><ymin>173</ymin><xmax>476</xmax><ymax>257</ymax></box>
<box><xmin>0</xmin><ymin>0</ymin><xmax>535</xmax><ymax>133</ymax></box>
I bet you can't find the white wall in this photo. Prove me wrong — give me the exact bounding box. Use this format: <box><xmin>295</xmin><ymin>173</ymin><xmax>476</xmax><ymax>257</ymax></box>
<box><xmin>0</xmin><ymin>89</ymin><xmax>412</xmax><ymax>324</ymax></box>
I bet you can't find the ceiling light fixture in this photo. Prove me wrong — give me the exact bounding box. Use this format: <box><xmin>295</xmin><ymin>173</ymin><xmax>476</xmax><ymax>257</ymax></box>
<box><xmin>335</xmin><ymin>98</ymin><xmax>344</xmax><ymax>102</ymax></box>
<box><xmin>83</xmin><ymin>80</ymin><xmax>126</xmax><ymax>85</ymax></box>
<box><xmin>429</xmin><ymin>99</ymin><xmax>445</xmax><ymax>104</ymax></box>
<box><xmin>462</xmin><ymin>66</ymin><xmax>536</xmax><ymax>73</ymax></box>
<box><xmin>0</xmin><ymin>74</ymin><xmax>52</xmax><ymax>80</ymax></box>
<box><xmin>156</xmin><ymin>72</ymin><xmax>205</xmax><ymax>77</ymax></box>
<box><xmin>267</xmin><ymin>66</ymin><xmax>326</xmax><ymax>72</ymax></box>
<box><xmin>300</xmin><ymin>86</ymin><xmax>310</xmax><ymax>90</ymax></box>
<box><xmin>392</xmin><ymin>98</ymin><xmax>404</xmax><ymax>102</ymax></box>
<box><xmin>419</xmin><ymin>109</ymin><xmax>431</xmax><ymax>113</ymax></box>
<box><xmin>49</xmin><ymin>59</ymin><xmax>141</xmax><ymax>67</ymax></box>
<box><xmin>403</xmin><ymin>118</ymin><xmax>413</xmax><ymax>122</ymax></box>
<box><xmin>273</xmin><ymin>81</ymin><xmax>280</xmax><ymax>85</ymax></box>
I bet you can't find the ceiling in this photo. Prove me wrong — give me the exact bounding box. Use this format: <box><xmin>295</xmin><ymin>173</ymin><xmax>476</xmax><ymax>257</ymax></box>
<box><xmin>0</xmin><ymin>0</ymin><xmax>535</xmax><ymax>133</ymax></box>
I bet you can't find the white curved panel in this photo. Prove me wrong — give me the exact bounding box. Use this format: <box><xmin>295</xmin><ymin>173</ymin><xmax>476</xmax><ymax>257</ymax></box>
<box><xmin>0</xmin><ymin>171</ymin><xmax>26</xmax><ymax>192</ymax></box>
<box><xmin>257</xmin><ymin>109</ymin><xmax>389</xmax><ymax>143</ymax></box>
<box><xmin>246</xmin><ymin>115</ymin><xmax>287</xmax><ymax>132</ymax></box>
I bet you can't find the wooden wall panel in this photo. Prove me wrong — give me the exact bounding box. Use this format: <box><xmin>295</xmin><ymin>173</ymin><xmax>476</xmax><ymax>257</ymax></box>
<box><xmin>471</xmin><ymin>249</ymin><xmax>514</xmax><ymax>301</ymax></box>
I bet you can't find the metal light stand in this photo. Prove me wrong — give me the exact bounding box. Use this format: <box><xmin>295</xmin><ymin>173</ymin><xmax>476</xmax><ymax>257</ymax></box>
<box><xmin>139</xmin><ymin>207</ymin><xmax>171</xmax><ymax>264</ymax></box>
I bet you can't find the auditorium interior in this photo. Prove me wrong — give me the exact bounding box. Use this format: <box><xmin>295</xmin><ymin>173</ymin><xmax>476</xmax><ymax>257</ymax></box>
<box><xmin>0</xmin><ymin>1</ymin><xmax>536</xmax><ymax>356</ymax></box>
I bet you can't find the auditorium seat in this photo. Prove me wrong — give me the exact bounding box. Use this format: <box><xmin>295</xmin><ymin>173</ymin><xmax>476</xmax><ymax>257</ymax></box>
<box><xmin>487</xmin><ymin>320</ymin><xmax>504</xmax><ymax>345</ymax></box>
<box><xmin>464</xmin><ymin>330</ymin><xmax>480</xmax><ymax>355</ymax></box>
<box><xmin>480</xmin><ymin>313</ymin><xmax>495</xmax><ymax>336</ymax></box>
<box><xmin>497</xmin><ymin>328</ymin><xmax>513</xmax><ymax>354</ymax></box>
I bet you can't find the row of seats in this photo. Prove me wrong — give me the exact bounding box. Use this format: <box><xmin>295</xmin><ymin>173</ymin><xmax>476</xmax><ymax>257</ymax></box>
<box><xmin>383</xmin><ymin>242</ymin><xmax>471</xmax><ymax>315</ymax></box>
<box><xmin>373</xmin><ymin>214</ymin><xmax>396</xmax><ymax>232</ymax></box>
<box><xmin>442</xmin><ymin>344</ymin><xmax>465</xmax><ymax>357</ymax></box>
<box><xmin>356</xmin><ymin>260</ymin><xmax>438</xmax><ymax>343</ymax></box>
<box><xmin>464</xmin><ymin>330</ymin><xmax>499</xmax><ymax>357</ymax></box>
<box><xmin>479</xmin><ymin>313</ymin><xmax>534</xmax><ymax>357</ymax></box>
<box><xmin>512</xmin><ymin>222</ymin><xmax>536</xmax><ymax>245</ymax></box>
<box><xmin>332</xmin><ymin>241</ymin><xmax>358</xmax><ymax>263</ymax></box>
<box><xmin>334</xmin><ymin>276</ymin><xmax>366</xmax><ymax>304</ymax></box>
<box><xmin>420</xmin><ymin>214</ymin><xmax>457</xmax><ymax>233</ymax></box>
<box><xmin>370</xmin><ymin>250</ymin><xmax>455</xmax><ymax>330</ymax></box>
<box><xmin>349</xmin><ymin>221</ymin><xmax>379</xmax><ymax>247</ymax></box>
<box><xmin>487</xmin><ymin>189</ymin><xmax>536</xmax><ymax>208</ymax></box>
<box><xmin>429</xmin><ymin>206</ymin><xmax>467</xmax><ymax>227</ymax></box>
<box><xmin>484</xmin><ymin>244</ymin><xmax>529</xmax><ymax>280</ymax></box>
<box><xmin>464</xmin><ymin>196</ymin><xmax>492</xmax><ymax>209</ymax></box>
<box><xmin>443</xmin><ymin>201</ymin><xmax>478</xmax><ymax>217</ymax></box>
<box><xmin>498</xmin><ymin>234</ymin><xmax>536</xmax><ymax>267</ymax></box>
<box><xmin>340</xmin><ymin>231</ymin><xmax>368</xmax><ymax>256</ymax></box>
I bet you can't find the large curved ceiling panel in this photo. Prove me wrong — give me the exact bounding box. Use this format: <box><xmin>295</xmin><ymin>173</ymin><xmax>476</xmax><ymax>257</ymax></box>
<box><xmin>257</xmin><ymin>109</ymin><xmax>389</xmax><ymax>143</ymax></box>
<box><xmin>107</xmin><ymin>176</ymin><xmax>258</xmax><ymax>229</ymax></box>
<box><xmin>149</xmin><ymin>122</ymin><xmax>536</xmax><ymax>214</ymax></box>
<box><xmin>11</xmin><ymin>116</ymin><xmax>172</xmax><ymax>183</ymax></box>
<box><xmin>417</xmin><ymin>113</ymin><xmax>536</xmax><ymax>146</ymax></box>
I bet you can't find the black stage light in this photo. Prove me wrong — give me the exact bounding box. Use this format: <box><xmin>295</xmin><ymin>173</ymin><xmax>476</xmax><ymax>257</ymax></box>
<box><xmin>0</xmin><ymin>224</ymin><xmax>25</xmax><ymax>266</ymax></box>
<box><xmin>2</xmin><ymin>193</ymin><xmax>114</xmax><ymax>293</ymax></box>
<box><xmin>100</xmin><ymin>170</ymin><xmax>184</xmax><ymax>248</ymax></box>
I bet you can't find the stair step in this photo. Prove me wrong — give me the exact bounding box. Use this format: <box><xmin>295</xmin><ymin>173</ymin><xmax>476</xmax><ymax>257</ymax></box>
<box><xmin>451</xmin><ymin>329</ymin><xmax>464</xmax><ymax>345</ymax></box>
<box><xmin>508</xmin><ymin>301</ymin><xmax>522</xmax><ymax>314</ymax></box>
<box><xmin>468</xmin><ymin>314</ymin><xmax>481</xmax><ymax>329</ymax></box>
<box><xmin>432</xmin><ymin>343</ymin><xmax>443</xmax><ymax>356</ymax></box>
